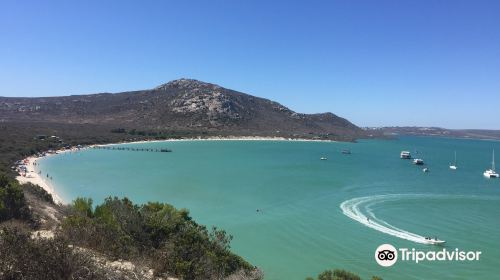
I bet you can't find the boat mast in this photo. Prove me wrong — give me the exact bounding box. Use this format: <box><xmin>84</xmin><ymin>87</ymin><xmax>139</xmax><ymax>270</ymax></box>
<box><xmin>454</xmin><ymin>151</ymin><xmax>457</xmax><ymax>165</ymax></box>
<box><xmin>493</xmin><ymin>150</ymin><xmax>496</xmax><ymax>171</ymax></box>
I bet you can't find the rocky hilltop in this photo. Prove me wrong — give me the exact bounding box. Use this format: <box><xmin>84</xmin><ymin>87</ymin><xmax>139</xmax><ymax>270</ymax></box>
<box><xmin>0</xmin><ymin>78</ymin><xmax>368</xmax><ymax>140</ymax></box>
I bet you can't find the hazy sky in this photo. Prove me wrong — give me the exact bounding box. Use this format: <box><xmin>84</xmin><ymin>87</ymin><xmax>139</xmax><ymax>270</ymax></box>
<box><xmin>1</xmin><ymin>0</ymin><xmax>499</xmax><ymax>129</ymax></box>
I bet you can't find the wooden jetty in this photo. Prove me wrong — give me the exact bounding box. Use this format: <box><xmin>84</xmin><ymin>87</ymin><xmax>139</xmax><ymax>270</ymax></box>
<box><xmin>92</xmin><ymin>146</ymin><xmax>172</xmax><ymax>153</ymax></box>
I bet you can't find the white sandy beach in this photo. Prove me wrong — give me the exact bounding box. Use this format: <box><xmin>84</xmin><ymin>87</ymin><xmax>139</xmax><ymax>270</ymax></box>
<box><xmin>101</xmin><ymin>135</ymin><xmax>337</xmax><ymax>147</ymax></box>
<box><xmin>16</xmin><ymin>154</ymin><xmax>67</xmax><ymax>204</ymax></box>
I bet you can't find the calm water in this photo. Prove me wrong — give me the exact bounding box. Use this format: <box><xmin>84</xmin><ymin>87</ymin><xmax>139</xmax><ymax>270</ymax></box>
<box><xmin>39</xmin><ymin>137</ymin><xmax>500</xmax><ymax>279</ymax></box>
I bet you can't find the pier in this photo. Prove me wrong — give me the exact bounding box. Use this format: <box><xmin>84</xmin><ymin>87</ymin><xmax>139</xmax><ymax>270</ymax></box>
<box><xmin>92</xmin><ymin>146</ymin><xmax>172</xmax><ymax>153</ymax></box>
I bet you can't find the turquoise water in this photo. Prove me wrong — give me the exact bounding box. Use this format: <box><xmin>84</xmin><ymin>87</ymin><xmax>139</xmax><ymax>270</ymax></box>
<box><xmin>40</xmin><ymin>137</ymin><xmax>500</xmax><ymax>279</ymax></box>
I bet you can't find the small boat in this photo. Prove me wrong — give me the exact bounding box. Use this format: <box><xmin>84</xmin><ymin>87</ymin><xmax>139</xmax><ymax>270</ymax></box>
<box><xmin>484</xmin><ymin>150</ymin><xmax>499</xmax><ymax>178</ymax></box>
<box><xmin>341</xmin><ymin>149</ymin><xmax>351</xmax><ymax>155</ymax></box>
<box><xmin>320</xmin><ymin>157</ymin><xmax>328</xmax><ymax>160</ymax></box>
<box><xmin>449</xmin><ymin>151</ymin><xmax>457</xmax><ymax>170</ymax></box>
<box><xmin>413</xmin><ymin>158</ymin><xmax>424</xmax><ymax>165</ymax></box>
<box><xmin>400</xmin><ymin>151</ymin><xmax>411</xmax><ymax>159</ymax></box>
<box><xmin>424</xmin><ymin>237</ymin><xmax>446</xmax><ymax>245</ymax></box>
<box><xmin>423</xmin><ymin>168</ymin><xmax>429</xmax><ymax>173</ymax></box>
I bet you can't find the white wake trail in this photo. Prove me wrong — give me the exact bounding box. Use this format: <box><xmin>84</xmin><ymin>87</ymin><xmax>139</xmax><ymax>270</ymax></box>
<box><xmin>340</xmin><ymin>194</ymin><xmax>447</xmax><ymax>244</ymax></box>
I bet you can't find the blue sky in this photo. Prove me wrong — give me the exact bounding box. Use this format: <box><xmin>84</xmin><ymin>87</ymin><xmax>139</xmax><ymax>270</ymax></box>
<box><xmin>1</xmin><ymin>0</ymin><xmax>499</xmax><ymax>129</ymax></box>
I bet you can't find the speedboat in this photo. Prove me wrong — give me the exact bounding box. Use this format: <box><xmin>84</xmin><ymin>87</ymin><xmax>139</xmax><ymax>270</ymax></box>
<box><xmin>484</xmin><ymin>150</ymin><xmax>499</xmax><ymax>178</ymax></box>
<box><xmin>423</xmin><ymin>237</ymin><xmax>446</xmax><ymax>245</ymax></box>
<box><xmin>400</xmin><ymin>151</ymin><xmax>411</xmax><ymax>159</ymax></box>
<box><xmin>423</xmin><ymin>168</ymin><xmax>429</xmax><ymax>173</ymax></box>
<box><xmin>320</xmin><ymin>157</ymin><xmax>327</xmax><ymax>160</ymax></box>
<box><xmin>413</xmin><ymin>158</ymin><xmax>424</xmax><ymax>165</ymax></box>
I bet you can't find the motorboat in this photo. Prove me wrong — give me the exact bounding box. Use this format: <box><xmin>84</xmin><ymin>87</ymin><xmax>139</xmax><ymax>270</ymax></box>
<box><xmin>413</xmin><ymin>158</ymin><xmax>424</xmax><ymax>165</ymax></box>
<box><xmin>423</xmin><ymin>237</ymin><xmax>446</xmax><ymax>245</ymax></box>
<box><xmin>320</xmin><ymin>157</ymin><xmax>327</xmax><ymax>160</ymax></box>
<box><xmin>400</xmin><ymin>151</ymin><xmax>411</xmax><ymax>159</ymax></box>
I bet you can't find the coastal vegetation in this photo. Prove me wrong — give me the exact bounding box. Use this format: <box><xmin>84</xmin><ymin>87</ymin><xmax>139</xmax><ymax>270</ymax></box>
<box><xmin>305</xmin><ymin>269</ymin><xmax>382</xmax><ymax>280</ymax></box>
<box><xmin>61</xmin><ymin>196</ymin><xmax>257</xmax><ymax>279</ymax></box>
<box><xmin>0</xmin><ymin>174</ymin><xmax>31</xmax><ymax>222</ymax></box>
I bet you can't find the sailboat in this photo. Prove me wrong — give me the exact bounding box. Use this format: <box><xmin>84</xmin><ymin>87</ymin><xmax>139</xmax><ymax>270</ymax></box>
<box><xmin>449</xmin><ymin>151</ymin><xmax>457</xmax><ymax>170</ymax></box>
<box><xmin>483</xmin><ymin>150</ymin><xmax>499</xmax><ymax>178</ymax></box>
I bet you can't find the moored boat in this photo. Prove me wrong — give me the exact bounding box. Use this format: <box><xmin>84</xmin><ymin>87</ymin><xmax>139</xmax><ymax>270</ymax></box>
<box><xmin>484</xmin><ymin>150</ymin><xmax>499</xmax><ymax>178</ymax></box>
<box><xmin>413</xmin><ymin>158</ymin><xmax>424</xmax><ymax>165</ymax></box>
<box><xmin>400</xmin><ymin>151</ymin><xmax>411</xmax><ymax>159</ymax></box>
<box><xmin>449</xmin><ymin>151</ymin><xmax>458</xmax><ymax>170</ymax></box>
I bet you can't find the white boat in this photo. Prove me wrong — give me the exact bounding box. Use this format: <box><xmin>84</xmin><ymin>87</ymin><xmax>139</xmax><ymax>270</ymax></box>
<box><xmin>449</xmin><ymin>151</ymin><xmax>457</xmax><ymax>170</ymax></box>
<box><xmin>413</xmin><ymin>158</ymin><xmax>424</xmax><ymax>165</ymax></box>
<box><xmin>484</xmin><ymin>150</ymin><xmax>499</xmax><ymax>178</ymax></box>
<box><xmin>400</xmin><ymin>151</ymin><xmax>411</xmax><ymax>159</ymax></box>
<box><xmin>423</xmin><ymin>168</ymin><xmax>429</xmax><ymax>173</ymax></box>
<box><xmin>320</xmin><ymin>157</ymin><xmax>327</xmax><ymax>160</ymax></box>
<box><xmin>423</xmin><ymin>237</ymin><xmax>446</xmax><ymax>245</ymax></box>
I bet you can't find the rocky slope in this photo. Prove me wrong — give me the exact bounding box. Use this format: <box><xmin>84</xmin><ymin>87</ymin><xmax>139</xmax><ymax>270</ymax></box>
<box><xmin>0</xmin><ymin>78</ymin><xmax>367</xmax><ymax>140</ymax></box>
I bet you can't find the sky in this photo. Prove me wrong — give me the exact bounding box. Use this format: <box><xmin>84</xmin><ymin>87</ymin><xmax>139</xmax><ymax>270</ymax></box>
<box><xmin>1</xmin><ymin>0</ymin><xmax>499</xmax><ymax>129</ymax></box>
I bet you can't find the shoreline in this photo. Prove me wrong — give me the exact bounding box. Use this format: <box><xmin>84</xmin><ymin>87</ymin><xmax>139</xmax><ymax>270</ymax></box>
<box><xmin>99</xmin><ymin>135</ymin><xmax>338</xmax><ymax>146</ymax></box>
<box><xmin>15</xmin><ymin>136</ymin><xmax>337</xmax><ymax>205</ymax></box>
<box><xmin>16</xmin><ymin>154</ymin><xmax>66</xmax><ymax>204</ymax></box>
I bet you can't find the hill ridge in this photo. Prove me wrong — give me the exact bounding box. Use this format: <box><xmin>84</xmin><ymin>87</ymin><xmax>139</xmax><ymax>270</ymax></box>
<box><xmin>0</xmin><ymin>79</ymin><xmax>367</xmax><ymax>141</ymax></box>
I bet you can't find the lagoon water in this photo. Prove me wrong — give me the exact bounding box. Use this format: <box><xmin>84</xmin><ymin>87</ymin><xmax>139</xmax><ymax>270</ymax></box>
<box><xmin>40</xmin><ymin>137</ymin><xmax>500</xmax><ymax>279</ymax></box>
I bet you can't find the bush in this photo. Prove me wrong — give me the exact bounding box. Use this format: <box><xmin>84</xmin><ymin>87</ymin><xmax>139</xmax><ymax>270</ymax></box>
<box><xmin>60</xmin><ymin>196</ymin><xmax>256</xmax><ymax>280</ymax></box>
<box><xmin>72</xmin><ymin>197</ymin><xmax>93</xmax><ymax>217</ymax></box>
<box><xmin>307</xmin><ymin>269</ymin><xmax>381</xmax><ymax>280</ymax></box>
<box><xmin>0</xmin><ymin>174</ymin><xmax>31</xmax><ymax>222</ymax></box>
<box><xmin>0</xmin><ymin>227</ymin><xmax>102</xmax><ymax>280</ymax></box>
<box><xmin>22</xmin><ymin>182</ymin><xmax>55</xmax><ymax>204</ymax></box>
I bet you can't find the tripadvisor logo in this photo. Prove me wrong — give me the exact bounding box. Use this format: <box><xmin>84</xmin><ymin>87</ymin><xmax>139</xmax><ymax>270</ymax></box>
<box><xmin>375</xmin><ymin>244</ymin><xmax>482</xmax><ymax>267</ymax></box>
<box><xmin>375</xmin><ymin>244</ymin><xmax>398</xmax><ymax>267</ymax></box>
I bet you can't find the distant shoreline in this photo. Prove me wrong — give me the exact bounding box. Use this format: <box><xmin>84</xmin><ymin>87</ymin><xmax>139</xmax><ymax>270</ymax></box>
<box><xmin>15</xmin><ymin>136</ymin><xmax>337</xmax><ymax>205</ymax></box>
<box><xmin>105</xmin><ymin>135</ymin><xmax>337</xmax><ymax>145</ymax></box>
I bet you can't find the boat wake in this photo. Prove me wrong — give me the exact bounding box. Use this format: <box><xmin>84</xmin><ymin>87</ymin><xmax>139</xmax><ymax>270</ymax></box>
<box><xmin>340</xmin><ymin>194</ymin><xmax>495</xmax><ymax>244</ymax></box>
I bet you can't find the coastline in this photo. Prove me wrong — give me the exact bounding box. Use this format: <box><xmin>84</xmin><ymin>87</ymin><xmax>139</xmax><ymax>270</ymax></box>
<box><xmin>15</xmin><ymin>136</ymin><xmax>337</xmax><ymax>205</ymax></box>
<box><xmin>15</xmin><ymin>153</ymin><xmax>68</xmax><ymax>205</ymax></box>
<box><xmin>98</xmin><ymin>135</ymin><xmax>338</xmax><ymax>147</ymax></box>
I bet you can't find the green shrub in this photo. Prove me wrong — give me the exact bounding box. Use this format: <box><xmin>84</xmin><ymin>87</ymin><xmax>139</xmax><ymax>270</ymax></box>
<box><xmin>60</xmin><ymin>196</ymin><xmax>255</xmax><ymax>280</ymax></box>
<box><xmin>0</xmin><ymin>174</ymin><xmax>30</xmax><ymax>222</ymax></box>
<box><xmin>307</xmin><ymin>269</ymin><xmax>381</xmax><ymax>280</ymax></box>
<box><xmin>72</xmin><ymin>197</ymin><xmax>94</xmax><ymax>217</ymax></box>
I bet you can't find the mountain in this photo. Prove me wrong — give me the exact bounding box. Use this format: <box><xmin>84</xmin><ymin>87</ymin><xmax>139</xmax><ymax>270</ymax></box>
<box><xmin>0</xmin><ymin>78</ymin><xmax>368</xmax><ymax>140</ymax></box>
